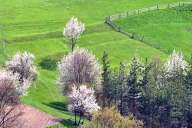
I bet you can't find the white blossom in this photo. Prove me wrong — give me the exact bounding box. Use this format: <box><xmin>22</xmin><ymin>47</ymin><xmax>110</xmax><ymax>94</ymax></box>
<box><xmin>6</xmin><ymin>52</ymin><xmax>38</xmax><ymax>95</ymax></box>
<box><xmin>58</xmin><ymin>48</ymin><xmax>102</xmax><ymax>92</ymax></box>
<box><xmin>63</xmin><ymin>17</ymin><xmax>85</xmax><ymax>40</ymax></box>
<box><xmin>164</xmin><ymin>50</ymin><xmax>188</xmax><ymax>76</ymax></box>
<box><xmin>68</xmin><ymin>85</ymin><xmax>100</xmax><ymax>115</ymax></box>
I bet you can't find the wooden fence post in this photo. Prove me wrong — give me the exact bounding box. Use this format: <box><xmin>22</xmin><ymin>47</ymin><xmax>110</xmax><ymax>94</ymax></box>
<box><xmin>109</xmin><ymin>16</ymin><xmax>111</xmax><ymax>21</ymax></box>
<box><xmin>118</xmin><ymin>26</ymin><xmax>121</xmax><ymax>32</ymax></box>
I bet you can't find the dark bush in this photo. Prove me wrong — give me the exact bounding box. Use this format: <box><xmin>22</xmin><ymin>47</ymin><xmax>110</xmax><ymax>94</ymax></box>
<box><xmin>39</xmin><ymin>52</ymin><xmax>68</xmax><ymax>70</ymax></box>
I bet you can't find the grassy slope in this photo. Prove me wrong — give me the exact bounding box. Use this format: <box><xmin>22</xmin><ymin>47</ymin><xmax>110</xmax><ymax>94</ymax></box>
<box><xmin>0</xmin><ymin>0</ymin><xmax>186</xmax><ymax>127</ymax></box>
<box><xmin>115</xmin><ymin>4</ymin><xmax>192</xmax><ymax>59</ymax></box>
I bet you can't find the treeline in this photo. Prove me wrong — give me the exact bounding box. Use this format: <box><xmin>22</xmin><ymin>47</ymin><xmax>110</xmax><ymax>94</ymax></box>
<box><xmin>100</xmin><ymin>50</ymin><xmax>192</xmax><ymax>128</ymax></box>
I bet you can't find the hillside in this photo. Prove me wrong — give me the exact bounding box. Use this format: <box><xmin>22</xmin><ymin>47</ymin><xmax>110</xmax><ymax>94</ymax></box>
<box><xmin>0</xmin><ymin>0</ymin><xmax>190</xmax><ymax>127</ymax></box>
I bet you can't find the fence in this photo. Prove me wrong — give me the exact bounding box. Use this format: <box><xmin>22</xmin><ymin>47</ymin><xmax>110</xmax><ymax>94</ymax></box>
<box><xmin>106</xmin><ymin>1</ymin><xmax>192</xmax><ymax>21</ymax></box>
<box><xmin>105</xmin><ymin>1</ymin><xmax>192</xmax><ymax>54</ymax></box>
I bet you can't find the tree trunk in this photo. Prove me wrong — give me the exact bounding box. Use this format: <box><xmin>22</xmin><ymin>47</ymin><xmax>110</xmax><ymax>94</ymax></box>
<box><xmin>74</xmin><ymin>111</ymin><xmax>77</xmax><ymax>125</ymax></box>
<box><xmin>71</xmin><ymin>38</ymin><xmax>76</xmax><ymax>52</ymax></box>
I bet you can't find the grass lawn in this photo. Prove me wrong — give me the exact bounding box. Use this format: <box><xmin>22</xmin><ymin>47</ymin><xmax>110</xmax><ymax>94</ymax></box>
<box><xmin>115</xmin><ymin>4</ymin><xmax>192</xmax><ymax>59</ymax></box>
<box><xmin>0</xmin><ymin>0</ymin><xmax>188</xmax><ymax>127</ymax></box>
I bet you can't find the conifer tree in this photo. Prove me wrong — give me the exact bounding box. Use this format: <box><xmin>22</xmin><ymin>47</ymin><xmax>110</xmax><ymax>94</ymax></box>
<box><xmin>110</xmin><ymin>69</ymin><xmax>119</xmax><ymax>105</ymax></box>
<box><xmin>126</xmin><ymin>57</ymin><xmax>142</xmax><ymax>117</ymax></box>
<box><xmin>118</xmin><ymin>62</ymin><xmax>127</xmax><ymax>115</ymax></box>
<box><xmin>101</xmin><ymin>51</ymin><xmax>111</xmax><ymax>107</ymax></box>
<box><xmin>184</xmin><ymin>56</ymin><xmax>192</xmax><ymax>127</ymax></box>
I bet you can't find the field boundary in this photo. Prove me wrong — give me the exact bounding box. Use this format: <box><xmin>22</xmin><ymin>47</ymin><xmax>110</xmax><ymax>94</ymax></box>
<box><xmin>105</xmin><ymin>1</ymin><xmax>192</xmax><ymax>54</ymax></box>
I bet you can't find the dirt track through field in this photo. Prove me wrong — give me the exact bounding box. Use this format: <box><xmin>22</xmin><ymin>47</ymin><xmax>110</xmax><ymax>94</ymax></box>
<box><xmin>16</xmin><ymin>104</ymin><xmax>60</xmax><ymax>128</ymax></box>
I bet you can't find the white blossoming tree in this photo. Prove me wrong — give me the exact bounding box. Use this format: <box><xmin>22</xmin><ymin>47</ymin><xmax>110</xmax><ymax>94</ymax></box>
<box><xmin>58</xmin><ymin>48</ymin><xmax>102</xmax><ymax>92</ymax></box>
<box><xmin>68</xmin><ymin>85</ymin><xmax>100</xmax><ymax>125</ymax></box>
<box><xmin>63</xmin><ymin>17</ymin><xmax>85</xmax><ymax>51</ymax></box>
<box><xmin>164</xmin><ymin>50</ymin><xmax>188</xmax><ymax>76</ymax></box>
<box><xmin>6</xmin><ymin>52</ymin><xmax>38</xmax><ymax>95</ymax></box>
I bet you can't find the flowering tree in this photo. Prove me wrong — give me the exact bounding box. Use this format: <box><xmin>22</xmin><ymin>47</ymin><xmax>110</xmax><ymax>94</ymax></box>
<box><xmin>6</xmin><ymin>52</ymin><xmax>38</xmax><ymax>96</ymax></box>
<box><xmin>68</xmin><ymin>85</ymin><xmax>100</xmax><ymax>125</ymax></box>
<box><xmin>63</xmin><ymin>17</ymin><xmax>85</xmax><ymax>51</ymax></box>
<box><xmin>58</xmin><ymin>48</ymin><xmax>102</xmax><ymax>92</ymax></box>
<box><xmin>164</xmin><ymin>50</ymin><xmax>188</xmax><ymax>76</ymax></box>
<box><xmin>0</xmin><ymin>70</ymin><xmax>22</xmax><ymax>128</ymax></box>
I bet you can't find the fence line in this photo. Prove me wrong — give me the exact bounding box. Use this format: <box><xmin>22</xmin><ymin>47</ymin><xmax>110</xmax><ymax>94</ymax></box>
<box><xmin>105</xmin><ymin>1</ymin><xmax>192</xmax><ymax>54</ymax></box>
<box><xmin>106</xmin><ymin>1</ymin><xmax>192</xmax><ymax>21</ymax></box>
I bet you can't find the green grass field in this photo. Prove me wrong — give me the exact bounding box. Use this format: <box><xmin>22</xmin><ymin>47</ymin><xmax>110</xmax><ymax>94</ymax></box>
<box><xmin>115</xmin><ymin>4</ymin><xmax>192</xmax><ymax>59</ymax></box>
<box><xmin>0</xmin><ymin>0</ymin><xmax>191</xmax><ymax>127</ymax></box>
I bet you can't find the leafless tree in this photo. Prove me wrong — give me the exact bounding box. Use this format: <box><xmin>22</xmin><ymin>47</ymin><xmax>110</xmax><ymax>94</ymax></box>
<box><xmin>0</xmin><ymin>75</ymin><xmax>22</xmax><ymax>128</ymax></box>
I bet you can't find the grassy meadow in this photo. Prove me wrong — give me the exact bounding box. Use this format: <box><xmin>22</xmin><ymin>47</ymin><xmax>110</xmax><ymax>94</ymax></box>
<box><xmin>115</xmin><ymin>4</ymin><xmax>192</xmax><ymax>59</ymax></box>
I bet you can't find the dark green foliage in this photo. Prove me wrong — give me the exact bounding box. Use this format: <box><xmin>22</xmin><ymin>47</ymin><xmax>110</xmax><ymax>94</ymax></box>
<box><xmin>118</xmin><ymin>62</ymin><xmax>127</xmax><ymax>115</ymax></box>
<box><xmin>39</xmin><ymin>58</ymin><xmax>57</xmax><ymax>70</ymax></box>
<box><xmin>126</xmin><ymin>57</ymin><xmax>142</xmax><ymax>117</ymax></box>
<box><xmin>101</xmin><ymin>51</ymin><xmax>112</xmax><ymax>107</ymax></box>
<box><xmin>139</xmin><ymin>58</ymin><xmax>172</xmax><ymax>128</ymax></box>
<box><xmin>184</xmin><ymin>57</ymin><xmax>192</xmax><ymax>128</ymax></box>
<box><xmin>101</xmin><ymin>54</ymin><xmax>192</xmax><ymax>128</ymax></box>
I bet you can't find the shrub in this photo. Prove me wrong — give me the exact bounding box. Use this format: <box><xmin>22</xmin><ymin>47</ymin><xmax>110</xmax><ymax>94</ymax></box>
<box><xmin>39</xmin><ymin>52</ymin><xmax>67</xmax><ymax>70</ymax></box>
<box><xmin>82</xmin><ymin>107</ymin><xmax>143</xmax><ymax>128</ymax></box>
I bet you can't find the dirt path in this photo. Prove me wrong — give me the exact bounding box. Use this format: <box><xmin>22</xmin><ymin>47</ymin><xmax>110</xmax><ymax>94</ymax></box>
<box><xmin>15</xmin><ymin>104</ymin><xmax>60</xmax><ymax>128</ymax></box>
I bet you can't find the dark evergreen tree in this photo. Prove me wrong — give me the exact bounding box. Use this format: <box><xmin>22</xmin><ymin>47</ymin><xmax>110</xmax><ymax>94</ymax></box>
<box><xmin>126</xmin><ymin>57</ymin><xmax>142</xmax><ymax>117</ymax></box>
<box><xmin>139</xmin><ymin>59</ymin><xmax>153</xmax><ymax>127</ymax></box>
<box><xmin>184</xmin><ymin>56</ymin><xmax>192</xmax><ymax>128</ymax></box>
<box><xmin>140</xmin><ymin>58</ymin><xmax>172</xmax><ymax>128</ymax></box>
<box><xmin>101</xmin><ymin>51</ymin><xmax>111</xmax><ymax>107</ymax></box>
<box><xmin>110</xmin><ymin>69</ymin><xmax>119</xmax><ymax>105</ymax></box>
<box><xmin>117</xmin><ymin>62</ymin><xmax>128</xmax><ymax>115</ymax></box>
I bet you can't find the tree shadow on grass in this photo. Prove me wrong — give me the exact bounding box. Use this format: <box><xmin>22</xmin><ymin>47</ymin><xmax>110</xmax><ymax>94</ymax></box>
<box><xmin>48</xmin><ymin>119</ymin><xmax>76</xmax><ymax>128</ymax></box>
<box><xmin>43</xmin><ymin>102</ymin><xmax>78</xmax><ymax>128</ymax></box>
<box><xmin>60</xmin><ymin>119</ymin><xmax>77</xmax><ymax>128</ymax></box>
<box><xmin>43</xmin><ymin>102</ymin><xmax>68</xmax><ymax>112</ymax></box>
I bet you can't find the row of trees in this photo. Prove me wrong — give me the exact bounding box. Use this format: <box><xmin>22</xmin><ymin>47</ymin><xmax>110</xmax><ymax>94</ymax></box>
<box><xmin>100</xmin><ymin>50</ymin><xmax>192</xmax><ymax>128</ymax></box>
